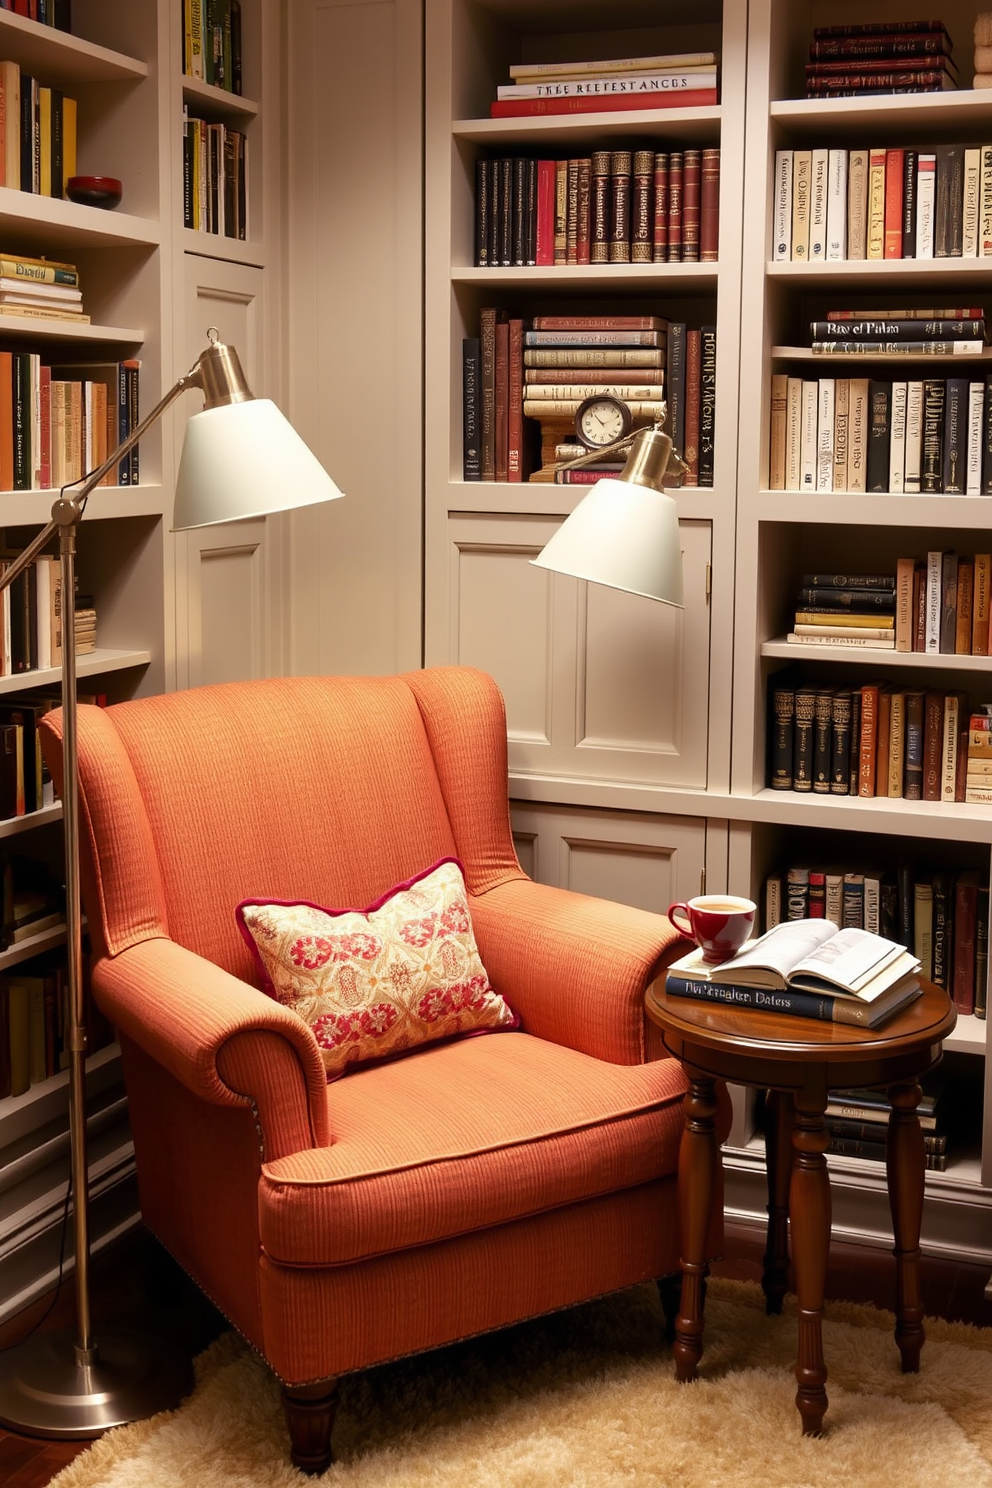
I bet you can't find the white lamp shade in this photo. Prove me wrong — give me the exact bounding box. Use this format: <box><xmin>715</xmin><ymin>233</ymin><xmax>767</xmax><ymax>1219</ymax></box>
<box><xmin>172</xmin><ymin>398</ymin><xmax>344</xmax><ymax>531</ymax></box>
<box><xmin>531</xmin><ymin>477</ymin><xmax>684</xmax><ymax>607</ymax></box>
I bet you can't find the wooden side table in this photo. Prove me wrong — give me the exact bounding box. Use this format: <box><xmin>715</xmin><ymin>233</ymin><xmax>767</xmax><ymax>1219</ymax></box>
<box><xmin>644</xmin><ymin>978</ymin><xmax>956</xmax><ymax>1434</ymax></box>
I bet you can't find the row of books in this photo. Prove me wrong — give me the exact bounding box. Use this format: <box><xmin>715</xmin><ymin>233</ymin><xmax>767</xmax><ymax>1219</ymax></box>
<box><xmin>0</xmin><ymin>353</ymin><xmax>139</xmax><ymax>492</ymax></box>
<box><xmin>181</xmin><ymin>0</ymin><xmax>243</xmax><ymax>95</ymax></box>
<box><xmin>765</xmin><ymin>863</ymin><xmax>987</xmax><ymax>1018</ymax></box>
<box><xmin>489</xmin><ymin>49</ymin><xmax>719</xmax><ymax>119</ymax></box>
<box><xmin>773</xmin><ymin>142</ymin><xmax>987</xmax><ymax>264</ymax></box>
<box><xmin>768</xmin><ymin>680</ymin><xmax>984</xmax><ymax>804</ymax></box>
<box><xmin>804</xmin><ymin>18</ymin><xmax>956</xmax><ymax>97</ymax></box>
<box><xmin>182</xmin><ymin>114</ymin><xmax>248</xmax><ymax>239</ymax></box>
<box><xmin>893</xmin><ymin>552</ymin><xmax>992</xmax><ymax>657</ymax></box>
<box><xmin>0</xmin><ymin>249</ymin><xmax>85</xmax><ymax>327</ymax></box>
<box><xmin>0</xmin><ymin>948</ymin><xmax>113</xmax><ymax>1103</ymax></box>
<box><xmin>814</xmin><ymin>1081</ymin><xmax>950</xmax><ymax>1170</ymax></box>
<box><xmin>474</xmin><ymin>147</ymin><xmax>720</xmax><ymax>267</ymax></box>
<box><xmin>768</xmin><ymin>373</ymin><xmax>992</xmax><ymax>496</ymax></box>
<box><xmin>0</xmin><ymin>59</ymin><xmax>77</xmax><ymax>196</ymax></box>
<box><xmin>0</xmin><ymin>2</ymin><xmax>71</xmax><ymax>30</ymax></box>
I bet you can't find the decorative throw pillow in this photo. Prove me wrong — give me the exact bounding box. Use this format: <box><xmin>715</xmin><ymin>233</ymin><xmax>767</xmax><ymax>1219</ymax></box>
<box><xmin>236</xmin><ymin>858</ymin><xmax>516</xmax><ymax>1079</ymax></box>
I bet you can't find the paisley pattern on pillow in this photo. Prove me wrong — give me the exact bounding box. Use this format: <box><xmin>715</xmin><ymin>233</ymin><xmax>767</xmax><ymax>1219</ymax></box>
<box><xmin>236</xmin><ymin>858</ymin><xmax>516</xmax><ymax>1079</ymax></box>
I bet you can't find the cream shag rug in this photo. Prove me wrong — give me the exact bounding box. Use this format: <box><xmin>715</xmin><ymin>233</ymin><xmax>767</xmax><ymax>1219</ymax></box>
<box><xmin>50</xmin><ymin>1277</ymin><xmax>992</xmax><ymax>1488</ymax></box>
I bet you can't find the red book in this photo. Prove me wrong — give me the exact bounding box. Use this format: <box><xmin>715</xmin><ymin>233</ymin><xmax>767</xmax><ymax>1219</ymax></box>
<box><xmin>682</xmin><ymin>148</ymin><xmax>701</xmax><ymax>262</ymax></box>
<box><xmin>682</xmin><ymin>329</ymin><xmax>701</xmax><ymax>486</ymax></box>
<box><xmin>535</xmin><ymin>159</ymin><xmax>556</xmax><ymax>266</ymax></box>
<box><xmin>700</xmin><ymin>147</ymin><xmax>720</xmax><ymax>261</ymax></box>
<box><xmin>506</xmin><ymin>318</ymin><xmax>524</xmax><ymax>483</ymax></box>
<box><xmin>576</xmin><ymin>156</ymin><xmax>591</xmax><ymax>264</ymax></box>
<box><xmin>652</xmin><ymin>152</ymin><xmax>669</xmax><ymax>261</ymax></box>
<box><xmin>490</xmin><ymin>88</ymin><xmax>718</xmax><ymax>118</ymax></box>
<box><xmin>667</xmin><ymin>150</ymin><xmax>683</xmax><ymax>262</ymax></box>
<box><xmin>38</xmin><ymin>363</ymin><xmax>50</xmax><ymax>490</ymax></box>
<box><xmin>884</xmin><ymin>148</ymin><xmax>904</xmax><ymax>257</ymax></box>
<box><xmin>494</xmin><ymin>318</ymin><xmax>509</xmax><ymax>482</ymax></box>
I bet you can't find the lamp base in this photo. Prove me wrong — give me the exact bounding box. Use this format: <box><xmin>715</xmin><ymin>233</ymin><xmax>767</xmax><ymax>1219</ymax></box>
<box><xmin>0</xmin><ymin>1326</ymin><xmax>193</xmax><ymax>1439</ymax></box>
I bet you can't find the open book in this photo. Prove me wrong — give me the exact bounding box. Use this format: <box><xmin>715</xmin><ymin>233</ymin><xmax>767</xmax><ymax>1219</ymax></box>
<box><xmin>670</xmin><ymin>918</ymin><xmax>920</xmax><ymax>1002</ymax></box>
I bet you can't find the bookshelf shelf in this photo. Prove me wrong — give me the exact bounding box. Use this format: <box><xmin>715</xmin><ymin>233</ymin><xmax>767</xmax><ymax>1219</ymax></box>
<box><xmin>770</xmin><ymin>90</ymin><xmax>992</xmax><ymax>135</ymax></box>
<box><xmin>753</xmin><ymin>492</ymin><xmax>992</xmax><ymax>526</ymax></box>
<box><xmin>453</xmin><ymin>104</ymin><xmax>722</xmax><ymax>149</ymax></box>
<box><xmin>0</xmin><ymin>1041</ymin><xmax>120</xmax><ymax>1132</ymax></box>
<box><xmin>0</xmin><ymin>10</ymin><xmax>147</xmax><ymax>86</ymax></box>
<box><xmin>0</xmin><ymin>649</ymin><xmax>151</xmax><ymax>698</ymax></box>
<box><xmin>452</xmin><ymin>263</ymin><xmax>720</xmax><ymax>287</ymax></box>
<box><xmin>761</xmin><ymin>640</ymin><xmax>992</xmax><ymax>670</ymax></box>
<box><xmin>182</xmin><ymin>77</ymin><xmax>259</xmax><ymax>121</ymax></box>
<box><xmin>0</xmin><ymin>191</ymin><xmax>162</xmax><ymax>249</ymax></box>
<box><xmin>181</xmin><ymin>230</ymin><xmax>266</xmax><ymax>269</ymax></box>
<box><xmin>0</xmin><ymin>316</ymin><xmax>144</xmax><ymax>344</ymax></box>
<box><xmin>766</xmin><ymin>259</ymin><xmax>992</xmax><ymax>285</ymax></box>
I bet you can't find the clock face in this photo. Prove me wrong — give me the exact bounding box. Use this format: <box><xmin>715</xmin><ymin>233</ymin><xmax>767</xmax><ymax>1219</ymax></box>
<box><xmin>575</xmin><ymin>395</ymin><xmax>632</xmax><ymax>449</ymax></box>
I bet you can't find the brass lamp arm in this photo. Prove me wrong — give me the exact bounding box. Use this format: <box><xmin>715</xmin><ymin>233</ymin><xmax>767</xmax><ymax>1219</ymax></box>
<box><xmin>555</xmin><ymin>416</ymin><xmax>690</xmax><ymax>481</ymax></box>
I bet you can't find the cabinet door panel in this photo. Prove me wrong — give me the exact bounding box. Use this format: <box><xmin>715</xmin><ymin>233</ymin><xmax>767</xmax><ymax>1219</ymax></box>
<box><xmin>448</xmin><ymin>513</ymin><xmax>711</xmax><ymax>787</ymax></box>
<box><xmin>510</xmin><ymin>802</ymin><xmax>707</xmax><ymax>914</ymax></box>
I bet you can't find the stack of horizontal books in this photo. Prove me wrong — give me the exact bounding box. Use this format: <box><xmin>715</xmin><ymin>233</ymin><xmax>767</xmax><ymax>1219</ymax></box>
<box><xmin>805</xmin><ymin>19</ymin><xmax>957</xmax><ymax>96</ymax></box>
<box><xmin>824</xmin><ymin>1081</ymin><xmax>948</xmax><ymax>1169</ymax></box>
<box><xmin>788</xmin><ymin>571</ymin><xmax>896</xmax><ymax>649</ymax></box>
<box><xmin>965</xmin><ymin>704</ymin><xmax>992</xmax><ymax>804</ymax></box>
<box><xmin>0</xmin><ymin>252</ymin><xmax>86</xmax><ymax>324</ymax></box>
<box><xmin>665</xmin><ymin>918</ymin><xmax>922</xmax><ymax>1029</ymax></box>
<box><xmin>810</xmin><ymin>310</ymin><xmax>986</xmax><ymax>358</ymax></box>
<box><xmin>490</xmin><ymin>50</ymin><xmax>718</xmax><ymax>118</ymax></box>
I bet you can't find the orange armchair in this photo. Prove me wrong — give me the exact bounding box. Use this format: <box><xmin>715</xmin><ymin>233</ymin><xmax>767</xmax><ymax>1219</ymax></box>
<box><xmin>41</xmin><ymin>666</ymin><xmax>723</xmax><ymax>1472</ymax></box>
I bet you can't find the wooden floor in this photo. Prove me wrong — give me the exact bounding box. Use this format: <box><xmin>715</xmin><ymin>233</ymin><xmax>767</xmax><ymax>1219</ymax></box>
<box><xmin>1</xmin><ymin>1221</ymin><xmax>991</xmax><ymax>1487</ymax></box>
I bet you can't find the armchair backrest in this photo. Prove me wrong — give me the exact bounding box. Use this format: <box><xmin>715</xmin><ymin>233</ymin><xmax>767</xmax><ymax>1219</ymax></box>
<box><xmin>39</xmin><ymin>667</ymin><xmax>524</xmax><ymax>980</ymax></box>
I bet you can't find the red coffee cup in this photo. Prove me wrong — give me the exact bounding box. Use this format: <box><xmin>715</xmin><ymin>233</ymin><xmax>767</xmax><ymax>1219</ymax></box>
<box><xmin>667</xmin><ymin>895</ymin><xmax>756</xmax><ymax>964</ymax></box>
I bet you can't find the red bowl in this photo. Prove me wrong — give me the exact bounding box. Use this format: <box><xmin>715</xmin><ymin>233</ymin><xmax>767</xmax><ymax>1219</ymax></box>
<box><xmin>66</xmin><ymin>175</ymin><xmax>123</xmax><ymax>209</ymax></box>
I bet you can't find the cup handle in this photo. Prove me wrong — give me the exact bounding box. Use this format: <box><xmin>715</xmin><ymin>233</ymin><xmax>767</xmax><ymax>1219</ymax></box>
<box><xmin>667</xmin><ymin>902</ymin><xmax>693</xmax><ymax>938</ymax></box>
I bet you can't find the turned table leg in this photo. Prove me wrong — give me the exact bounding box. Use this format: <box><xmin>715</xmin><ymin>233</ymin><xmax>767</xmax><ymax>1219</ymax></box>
<box><xmin>673</xmin><ymin>1073</ymin><xmax>719</xmax><ymax>1382</ymax></box>
<box><xmin>886</xmin><ymin>1079</ymin><xmax>927</xmax><ymax>1372</ymax></box>
<box><xmin>763</xmin><ymin>1089</ymin><xmax>794</xmax><ymax>1315</ymax></box>
<box><xmin>790</xmin><ymin>1096</ymin><xmax>831</xmax><ymax>1434</ymax></box>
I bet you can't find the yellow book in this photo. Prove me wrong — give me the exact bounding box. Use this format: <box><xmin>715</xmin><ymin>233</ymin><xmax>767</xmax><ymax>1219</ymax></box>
<box><xmin>62</xmin><ymin>95</ymin><xmax>76</xmax><ymax>189</ymax></box>
<box><xmin>39</xmin><ymin>86</ymin><xmax>52</xmax><ymax>197</ymax></box>
<box><xmin>867</xmin><ymin>147</ymin><xmax>886</xmax><ymax>260</ymax></box>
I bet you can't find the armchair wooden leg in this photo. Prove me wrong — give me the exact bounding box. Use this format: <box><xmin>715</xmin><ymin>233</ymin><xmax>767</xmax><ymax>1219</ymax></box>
<box><xmin>282</xmin><ymin>1378</ymin><xmax>340</xmax><ymax>1475</ymax></box>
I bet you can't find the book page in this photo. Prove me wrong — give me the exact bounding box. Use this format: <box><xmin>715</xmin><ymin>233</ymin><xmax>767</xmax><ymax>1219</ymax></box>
<box><xmin>712</xmin><ymin>917</ymin><xmax>839</xmax><ymax>980</ymax></box>
<box><xmin>789</xmin><ymin>927</ymin><xmax>908</xmax><ymax>993</ymax></box>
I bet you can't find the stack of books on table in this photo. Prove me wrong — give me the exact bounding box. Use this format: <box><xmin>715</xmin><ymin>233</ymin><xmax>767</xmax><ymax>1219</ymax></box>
<box><xmin>824</xmin><ymin>1079</ymin><xmax>949</xmax><ymax>1168</ymax></box>
<box><xmin>0</xmin><ymin>253</ymin><xmax>87</xmax><ymax>324</ymax></box>
<box><xmin>490</xmin><ymin>50</ymin><xmax>718</xmax><ymax>118</ymax></box>
<box><xmin>805</xmin><ymin>19</ymin><xmax>957</xmax><ymax>96</ymax></box>
<box><xmin>665</xmin><ymin>918</ymin><xmax>922</xmax><ymax>1028</ymax></box>
<box><xmin>788</xmin><ymin>571</ymin><xmax>895</xmax><ymax>649</ymax></box>
<box><xmin>965</xmin><ymin>704</ymin><xmax>992</xmax><ymax>804</ymax></box>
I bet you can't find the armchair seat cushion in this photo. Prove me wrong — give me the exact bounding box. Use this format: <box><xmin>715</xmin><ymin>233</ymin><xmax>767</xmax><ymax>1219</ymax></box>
<box><xmin>258</xmin><ymin>1029</ymin><xmax>688</xmax><ymax>1267</ymax></box>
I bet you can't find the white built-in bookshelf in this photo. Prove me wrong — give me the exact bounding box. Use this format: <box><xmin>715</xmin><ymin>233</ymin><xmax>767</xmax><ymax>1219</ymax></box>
<box><xmin>0</xmin><ymin>0</ymin><xmax>282</xmax><ymax>1323</ymax></box>
<box><xmin>425</xmin><ymin>0</ymin><xmax>992</xmax><ymax>1273</ymax></box>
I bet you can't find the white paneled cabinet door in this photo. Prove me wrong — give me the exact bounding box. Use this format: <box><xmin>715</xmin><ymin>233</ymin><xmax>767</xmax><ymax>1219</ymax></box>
<box><xmin>175</xmin><ymin>257</ymin><xmax>276</xmax><ymax>688</ymax></box>
<box><xmin>448</xmin><ymin>513</ymin><xmax>712</xmax><ymax>788</ymax></box>
<box><xmin>511</xmin><ymin>803</ymin><xmax>706</xmax><ymax>914</ymax></box>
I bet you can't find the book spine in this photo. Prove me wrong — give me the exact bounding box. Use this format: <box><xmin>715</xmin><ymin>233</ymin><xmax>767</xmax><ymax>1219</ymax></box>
<box><xmin>901</xmin><ymin>147</ymin><xmax>917</xmax><ymax>257</ymax></box>
<box><xmin>867</xmin><ymin>146</ymin><xmax>886</xmax><ymax>259</ymax></box>
<box><xmin>865</xmin><ymin>379</ymin><xmax>890</xmax><ymax>491</ymax></box>
<box><xmin>479</xmin><ymin>307</ymin><xmax>496</xmax><ymax>481</ymax></box>
<box><xmin>631</xmin><ymin>149</ymin><xmax>653</xmax><ymax>263</ymax></box>
<box><xmin>700</xmin><ymin>147</ymin><xmax>720</xmax><ymax>261</ymax></box>
<box><xmin>699</xmin><ymin>326</ymin><xmax>716</xmax><ymax>487</ymax></box>
<box><xmin>809</xmin><ymin>145</ymin><xmax>828</xmax><ymax>261</ymax></box>
<box><xmin>494</xmin><ymin>318</ymin><xmax>509</xmax><ymax>480</ymax></box>
<box><xmin>664</xmin><ymin>322</ymin><xmax>686</xmax><ymax>455</ymax></box>
<box><xmin>462</xmin><ymin>338</ymin><xmax>480</xmax><ymax>480</ymax></box>
<box><xmin>651</xmin><ymin>151</ymin><xmax>668</xmax><ymax>262</ymax></box>
<box><xmin>847</xmin><ymin>149</ymin><xmax>868</xmax><ymax>258</ymax></box>
<box><xmin>682</xmin><ymin>147</ymin><xmax>701</xmax><ymax>262</ymax></box>
<box><xmin>665</xmin><ymin>975</ymin><xmax>837</xmax><ymax>1022</ymax></box>
<box><xmin>942</xmin><ymin>378</ymin><xmax>967</xmax><ymax>492</ymax></box>
<box><xmin>792</xmin><ymin>148</ymin><xmax>811</xmax><ymax>260</ymax></box>
<box><xmin>770</xmin><ymin>684</ymin><xmax>794</xmax><ymax>789</ymax></box>
<box><xmin>830</xmin><ymin>689</ymin><xmax>852</xmax><ymax>794</ymax></box>
<box><xmin>773</xmin><ymin>149</ymin><xmax>792</xmax><ymax>260</ymax></box>
<box><xmin>506</xmin><ymin>318</ymin><xmax>524</xmax><ymax>482</ymax></box>
<box><xmin>667</xmin><ymin>150</ymin><xmax>683</xmax><ymax>262</ymax></box>
<box><xmin>904</xmin><ymin>689</ymin><xmax>925</xmax><ymax>799</ymax></box>
<box><xmin>793</xmin><ymin>686</ymin><xmax>816</xmax><ymax>791</ymax></box>
<box><xmin>883</xmin><ymin>146</ymin><xmax>903</xmax><ymax>257</ymax></box>
<box><xmin>826</xmin><ymin>146</ymin><xmax>847</xmax><ymax>259</ymax></box>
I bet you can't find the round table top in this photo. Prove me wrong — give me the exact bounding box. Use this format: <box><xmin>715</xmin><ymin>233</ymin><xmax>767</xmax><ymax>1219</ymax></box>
<box><xmin>645</xmin><ymin>976</ymin><xmax>956</xmax><ymax>1070</ymax></box>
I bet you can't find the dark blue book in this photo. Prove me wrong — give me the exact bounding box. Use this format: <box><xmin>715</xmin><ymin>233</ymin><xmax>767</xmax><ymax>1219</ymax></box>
<box><xmin>665</xmin><ymin>972</ymin><xmax>918</xmax><ymax>1027</ymax></box>
<box><xmin>941</xmin><ymin>377</ymin><xmax>968</xmax><ymax>493</ymax></box>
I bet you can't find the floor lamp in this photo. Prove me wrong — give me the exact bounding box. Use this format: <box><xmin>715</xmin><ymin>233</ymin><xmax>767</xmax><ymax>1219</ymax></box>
<box><xmin>531</xmin><ymin>422</ymin><xmax>686</xmax><ymax>606</ymax></box>
<box><xmin>0</xmin><ymin>329</ymin><xmax>343</xmax><ymax>1437</ymax></box>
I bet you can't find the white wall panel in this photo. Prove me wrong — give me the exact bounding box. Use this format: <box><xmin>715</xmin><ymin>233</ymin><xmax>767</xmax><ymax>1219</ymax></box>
<box><xmin>511</xmin><ymin>802</ymin><xmax>707</xmax><ymax>914</ymax></box>
<box><xmin>449</xmin><ymin>512</ymin><xmax>712</xmax><ymax>788</ymax></box>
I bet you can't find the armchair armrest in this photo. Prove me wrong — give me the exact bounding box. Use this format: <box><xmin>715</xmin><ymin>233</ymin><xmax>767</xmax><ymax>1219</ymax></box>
<box><xmin>94</xmin><ymin>937</ymin><xmax>330</xmax><ymax>1156</ymax></box>
<box><xmin>469</xmin><ymin>877</ymin><xmax>690</xmax><ymax>1064</ymax></box>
